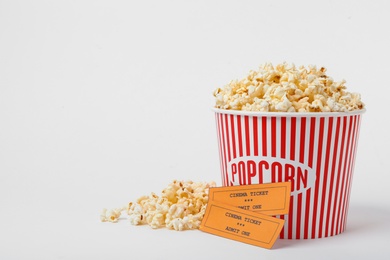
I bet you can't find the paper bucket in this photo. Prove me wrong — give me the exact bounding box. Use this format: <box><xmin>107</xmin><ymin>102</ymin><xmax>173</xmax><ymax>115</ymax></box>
<box><xmin>213</xmin><ymin>108</ymin><xmax>365</xmax><ymax>239</ymax></box>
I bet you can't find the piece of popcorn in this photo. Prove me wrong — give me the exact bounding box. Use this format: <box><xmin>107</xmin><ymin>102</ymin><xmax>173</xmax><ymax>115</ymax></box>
<box><xmin>274</xmin><ymin>94</ymin><xmax>293</xmax><ymax>112</ymax></box>
<box><xmin>127</xmin><ymin>202</ymin><xmax>147</xmax><ymax>225</ymax></box>
<box><xmin>100</xmin><ymin>207</ymin><xmax>125</xmax><ymax>223</ymax></box>
<box><xmin>214</xmin><ymin>62</ymin><xmax>365</xmax><ymax>112</ymax></box>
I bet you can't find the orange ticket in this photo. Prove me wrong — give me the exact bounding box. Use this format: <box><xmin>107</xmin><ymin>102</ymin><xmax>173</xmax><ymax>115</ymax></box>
<box><xmin>208</xmin><ymin>182</ymin><xmax>291</xmax><ymax>215</ymax></box>
<box><xmin>199</xmin><ymin>201</ymin><xmax>285</xmax><ymax>249</ymax></box>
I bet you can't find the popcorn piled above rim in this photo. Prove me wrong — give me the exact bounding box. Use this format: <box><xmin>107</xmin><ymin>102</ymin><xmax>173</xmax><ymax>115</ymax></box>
<box><xmin>213</xmin><ymin>62</ymin><xmax>364</xmax><ymax>112</ymax></box>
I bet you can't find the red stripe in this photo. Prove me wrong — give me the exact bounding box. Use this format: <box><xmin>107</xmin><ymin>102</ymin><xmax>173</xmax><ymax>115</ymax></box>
<box><xmin>304</xmin><ymin>117</ymin><xmax>316</xmax><ymax>239</ymax></box>
<box><xmin>296</xmin><ymin>118</ymin><xmax>306</xmax><ymax>239</ymax></box>
<box><xmin>253</xmin><ymin>117</ymin><xmax>258</xmax><ymax>156</ymax></box>
<box><xmin>224</xmin><ymin>114</ymin><xmax>231</xmax><ymax>163</ymax></box>
<box><xmin>237</xmin><ymin>116</ymin><xmax>243</xmax><ymax>157</ymax></box>
<box><xmin>308</xmin><ymin>117</ymin><xmax>316</xmax><ymax>168</ymax></box>
<box><xmin>311</xmin><ymin>117</ymin><xmax>325</xmax><ymax>238</ymax></box>
<box><xmin>304</xmin><ymin>190</ymin><xmax>311</xmax><ymax>239</ymax></box>
<box><xmin>288</xmin><ymin>196</ymin><xmax>294</xmax><ymax>239</ymax></box>
<box><xmin>281</xmin><ymin>117</ymin><xmax>286</xmax><ymax>159</ymax></box>
<box><xmin>341</xmin><ymin>115</ymin><xmax>358</xmax><ymax>232</ymax></box>
<box><xmin>271</xmin><ymin>117</ymin><xmax>277</xmax><ymax>157</ymax></box>
<box><xmin>262</xmin><ymin>117</ymin><xmax>267</xmax><ymax>156</ymax></box>
<box><xmin>331</xmin><ymin>116</ymin><xmax>347</xmax><ymax>236</ymax></box>
<box><xmin>318</xmin><ymin>117</ymin><xmax>334</xmax><ymax>238</ymax></box>
<box><xmin>290</xmin><ymin>118</ymin><xmax>296</xmax><ymax>160</ymax></box>
<box><xmin>288</xmin><ymin>117</ymin><xmax>297</xmax><ymax>239</ymax></box>
<box><xmin>335</xmin><ymin>115</ymin><xmax>354</xmax><ymax>234</ymax></box>
<box><xmin>279</xmin><ymin>117</ymin><xmax>286</xmax><ymax>239</ymax></box>
<box><xmin>297</xmin><ymin>195</ymin><xmax>302</xmax><ymax>239</ymax></box>
<box><xmin>325</xmin><ymin>117</ymin><xmax>341</xmax><ymax>237</ymax></box>
<box><xmin>271</xmin><ymin>118</ymin><xmax>277</xmax><ymax>183</ymax></box>
<box><xmin>230</xmin><ymin>115</ymin><xmax>236</xmax><ymax>159</ymax></box>
<box><xmin>245</xmin><ymin>116</ymin><xmax>250</xmax><ymax>156</ymax></box>
<box><xmin>299</xmin><ymin>118</ymin><xmax>306</xmax><ymax>163</ymax></box>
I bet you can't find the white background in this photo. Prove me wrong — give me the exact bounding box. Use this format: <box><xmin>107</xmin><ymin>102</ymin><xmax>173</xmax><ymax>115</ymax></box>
<box><xmin>1</xmin><ymin>0</ymin><xmax>389</xmax><ymax>259</ymax></box>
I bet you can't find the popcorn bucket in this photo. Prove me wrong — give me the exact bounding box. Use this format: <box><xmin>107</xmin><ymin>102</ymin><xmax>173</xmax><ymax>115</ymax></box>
<box><xmin>213</xmin><ymin>108</ymin><xmax>365</xmax><ymax>239</ymax></box>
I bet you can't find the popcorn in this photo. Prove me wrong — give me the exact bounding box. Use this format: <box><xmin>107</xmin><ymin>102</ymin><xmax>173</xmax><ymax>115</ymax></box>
<box><xmin>100</xmin><ymin>207</ymin><xmax>126</xmax><ymax>223</ymax></box>
<box><xmin>214</xmin><ymin>62</ymin><xmax>365</xmax><ymax>112</ymax></box>
<box><xmin>127</xmin><ymin>202</ymin><xmax>146</xmax><ymax>225</ymax></box>
<box><xmin>100</xmin><ymin>180</ymin><xmax>216</xmax><ymax>231</ymax></box>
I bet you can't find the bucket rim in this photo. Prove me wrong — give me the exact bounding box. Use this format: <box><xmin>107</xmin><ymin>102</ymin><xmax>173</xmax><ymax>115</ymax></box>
<box><xmin>212</xmin><ymin>107</ymin><xmax>366</xmax><ymax>118</ymax></box>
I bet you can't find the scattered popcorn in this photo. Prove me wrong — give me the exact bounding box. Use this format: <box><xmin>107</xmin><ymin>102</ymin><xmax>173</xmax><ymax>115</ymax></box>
<box><xmin>100</xmin><ymin>207</ymin><xmax>126</xmax><ymax>223</ymax></box>
<box><xmin>214</xmin><ymin>62</ymin><xmax>365</xmax><ymax>112</ymax></box>
<box><xmin>100</xmin><ymin>180</ymin><xmax>216</xmax><ymax>231</ymax></box>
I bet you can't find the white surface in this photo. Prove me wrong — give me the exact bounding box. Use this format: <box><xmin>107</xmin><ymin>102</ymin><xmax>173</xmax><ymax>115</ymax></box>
<box><xmin>0</xmin><ymin>0</ymin><xmax>389</xmax><ymax>259</ymax></box>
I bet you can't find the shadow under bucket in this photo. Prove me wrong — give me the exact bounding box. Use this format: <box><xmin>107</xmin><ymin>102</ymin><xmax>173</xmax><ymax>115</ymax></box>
<box><xmin>213</xmin><ymin>108</ymin><xmax>365</xmax><ymax>239</ymax></box>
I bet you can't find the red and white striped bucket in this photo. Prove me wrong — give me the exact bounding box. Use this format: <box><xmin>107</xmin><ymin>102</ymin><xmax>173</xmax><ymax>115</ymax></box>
<box><xmin>213</xmin><ymin>108</ymin><xmax>365</xmax><ymax>239</ymax></box>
